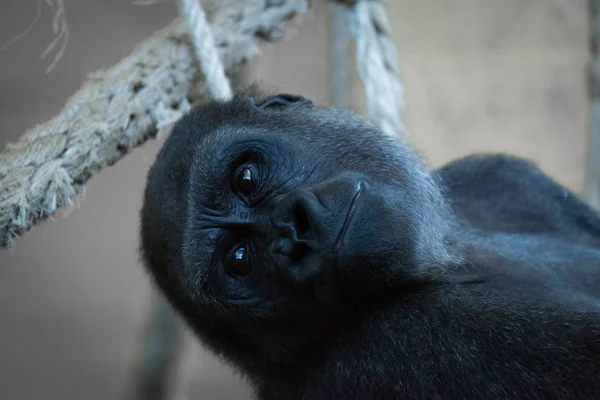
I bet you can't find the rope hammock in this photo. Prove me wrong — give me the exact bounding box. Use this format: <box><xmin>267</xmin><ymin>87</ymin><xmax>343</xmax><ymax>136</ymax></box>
<box><xmin>0</xmin><ymin>0</ymin><xmax>406</xmax><ymax>249</ymax></box>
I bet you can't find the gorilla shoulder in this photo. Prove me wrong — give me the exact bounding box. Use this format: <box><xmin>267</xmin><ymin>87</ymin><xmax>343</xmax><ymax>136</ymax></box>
<box><xmin>435</xmin><ymin>153</ymin><xmax>600</xmax><ymax>246</ymax></box>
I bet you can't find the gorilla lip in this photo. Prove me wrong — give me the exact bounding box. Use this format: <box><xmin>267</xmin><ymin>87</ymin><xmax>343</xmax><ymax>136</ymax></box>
<box><xmin>333</xmin><ymin>184</ymin><xmax>364</xmax><ymax>261</ymax></box>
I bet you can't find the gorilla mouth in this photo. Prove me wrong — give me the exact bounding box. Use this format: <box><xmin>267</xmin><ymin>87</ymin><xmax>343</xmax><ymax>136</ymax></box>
<box><xmin>333</xmin><ymin>184</ymin><xmax>364</xmax><ymax>265</ymax></box>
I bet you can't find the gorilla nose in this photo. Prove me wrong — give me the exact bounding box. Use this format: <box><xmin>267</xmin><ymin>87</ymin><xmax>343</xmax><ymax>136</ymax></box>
<box><xmin>270</xmin><ymin>189</ymin><xmax>331</xmax><ymax>251</ymax></box>
<box><xmin>269</xmin><ymin>175</ymin><xmax>364</xmax><ymax>281</ymax></box>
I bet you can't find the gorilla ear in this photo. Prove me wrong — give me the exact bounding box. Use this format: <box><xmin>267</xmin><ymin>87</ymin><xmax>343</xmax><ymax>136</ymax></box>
<box><xmin>250</xmin><ymin>94</ymin><xmax>314</xmax><ymax>110</ymax></box>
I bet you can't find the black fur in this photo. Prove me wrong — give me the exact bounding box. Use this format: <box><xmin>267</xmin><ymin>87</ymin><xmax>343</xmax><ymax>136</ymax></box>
<box><xmin>140</xmin><ymin>89</ymin><xmax>600</xmax><ymax>399</ymax></box>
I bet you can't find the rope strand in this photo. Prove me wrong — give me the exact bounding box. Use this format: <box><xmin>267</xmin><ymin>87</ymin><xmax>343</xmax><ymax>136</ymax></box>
<box><xmin>351</xmin><ymin>0</ymin><xmax>407</xmax><ymax>138</ymax></box>
<box><xmin>179</xmin><ymin>0</ymin><xmax>233</xmax><ymax>101</ymax></box>
<box><xmin>165</xmin><ymin>3</ymin><xmax>235</xmax><ymax>400</ymax></box>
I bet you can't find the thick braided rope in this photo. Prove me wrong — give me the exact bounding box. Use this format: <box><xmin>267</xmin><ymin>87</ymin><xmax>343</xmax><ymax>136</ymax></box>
<box><xmin>351</xmin><ymin>0</ymin><xmax>407</xmax><ymax>138</ymax></box>
<box><xmin>0</xmin><ymin>0</ymin><xmax>309</xmax><ymax>249</ymax></box>
<box><xmin>179</xmin><ymin>0</ymin><xmax>233</xmax><ymax>101</ymax></box>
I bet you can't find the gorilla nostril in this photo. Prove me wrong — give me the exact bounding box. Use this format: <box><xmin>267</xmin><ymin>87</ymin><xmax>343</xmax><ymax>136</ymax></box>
<box><xmin>270</xmin><ymin>238</ymin><xmax>310</xmax><ymax>266</ymax></box>
<box><xmin>293</xmin><ymin>202</ymin><xmax>312</xmax><ymax>239</ymax></box>
<box><xmin>290</xmin><ymin>242</ymin><xmax>311</xmax><ymax>265</ymax></box>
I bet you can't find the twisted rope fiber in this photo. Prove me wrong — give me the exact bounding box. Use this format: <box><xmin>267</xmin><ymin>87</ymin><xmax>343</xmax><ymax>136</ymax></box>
<box><xmin>179</xmin><ymin>0</ymin><xmax>233</xmax><ymax>101</ymax></box>
<box><xmin>0</xmin><ymin>0</ymin><xmax>309</xmax><ymax>248</ymax></box>
<box><xmin>352</xmin><ymin>0</ymin><xmax>407</xmax><ymax>138</ymax></box>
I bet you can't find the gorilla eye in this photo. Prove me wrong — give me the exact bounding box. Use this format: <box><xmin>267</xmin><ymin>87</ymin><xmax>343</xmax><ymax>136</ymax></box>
<box><xmin>237</xmin><ymin>166</ymin><xmax>256</xmax><ymax>194</ymax></box>
<box><xmin>228</xmin><ymin>246</ymin><xmax>252</xmax><ymax>276</ymax></box>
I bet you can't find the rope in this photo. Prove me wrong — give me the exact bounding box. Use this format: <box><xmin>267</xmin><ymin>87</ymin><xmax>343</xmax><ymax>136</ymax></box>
<box><xmin>351</xmin><ymin>0</ymin><xmax>407</xmax><ymax>138</ymax></box>
<box><xmin>329</xmin><ymin>2</ymin><xmax>352</xmax><ymax>109</ymax></box>
<box><xmin>164</xmin><ymin>3</ymin><xmax>235</xmax><ymax>400</ymax></box>
<box><xmin>0</xmin><ymin>0</ymin><xmax>309</xmax><ymax>249</ymax></box>
<box><xmin>179</xmin><ymin>0</ymin><xmax>233</xmax><ymax>101</ymax></box>
<box><xmin>584</xmin><ymin>0</ymin><xmax>600</xmax><ymax>210</ymax></box>
<box><xmin>170</xmin><ymin>327</ymin><xmax>203</xmax><ymax>400</ymax></box>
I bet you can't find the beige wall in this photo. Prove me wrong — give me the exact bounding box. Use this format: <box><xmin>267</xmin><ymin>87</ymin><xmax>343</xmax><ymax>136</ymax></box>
<box><xmin>0</xmin><ymin>1</ymin><xmax>590</xmax><ymax>399</ymax></box>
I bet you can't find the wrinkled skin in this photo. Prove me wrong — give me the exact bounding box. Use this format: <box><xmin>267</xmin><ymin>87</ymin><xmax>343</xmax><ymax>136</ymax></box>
<box><xmin>140</xmin><ymin>90</ymin><xmax>600</xmax><ymax>400</ymax></box>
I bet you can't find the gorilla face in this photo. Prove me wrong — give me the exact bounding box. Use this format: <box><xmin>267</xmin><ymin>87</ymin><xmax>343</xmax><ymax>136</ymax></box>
<box><xmin>141</xmin><ymin>92</ymin><xmax>456</xmax><ymax>325</ymax></box>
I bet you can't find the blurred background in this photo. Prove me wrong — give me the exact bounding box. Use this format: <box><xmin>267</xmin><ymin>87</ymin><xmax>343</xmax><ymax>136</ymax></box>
<box><xmin>0</xmin><ymin>0</ymin><xmax>591</xmax><ymax>399</ymax></box>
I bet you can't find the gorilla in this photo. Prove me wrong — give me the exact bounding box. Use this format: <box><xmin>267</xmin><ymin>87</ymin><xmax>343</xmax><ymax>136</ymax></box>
<box><xmin>140</xmin><ymin>90</ymin><xmax>600</xmax><ymax>399</ymax></box>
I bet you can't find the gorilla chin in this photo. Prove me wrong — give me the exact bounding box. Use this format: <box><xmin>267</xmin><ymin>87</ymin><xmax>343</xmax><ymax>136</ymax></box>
<box><xmin>140</xmin><ymin>88</ymin><xmax>600</xmax><ymax>399</ymax></box>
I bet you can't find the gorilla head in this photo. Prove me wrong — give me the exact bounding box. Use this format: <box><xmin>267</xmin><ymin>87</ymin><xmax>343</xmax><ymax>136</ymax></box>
<box><xmin>141</xmin><ymin>90</ymin><xmax>464</xmax><ymax>360</ymax></box>
<box><xmin>141</xmin><ymin>91</ymin><xmax>458</xmax><ymax>326</ymax></box>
